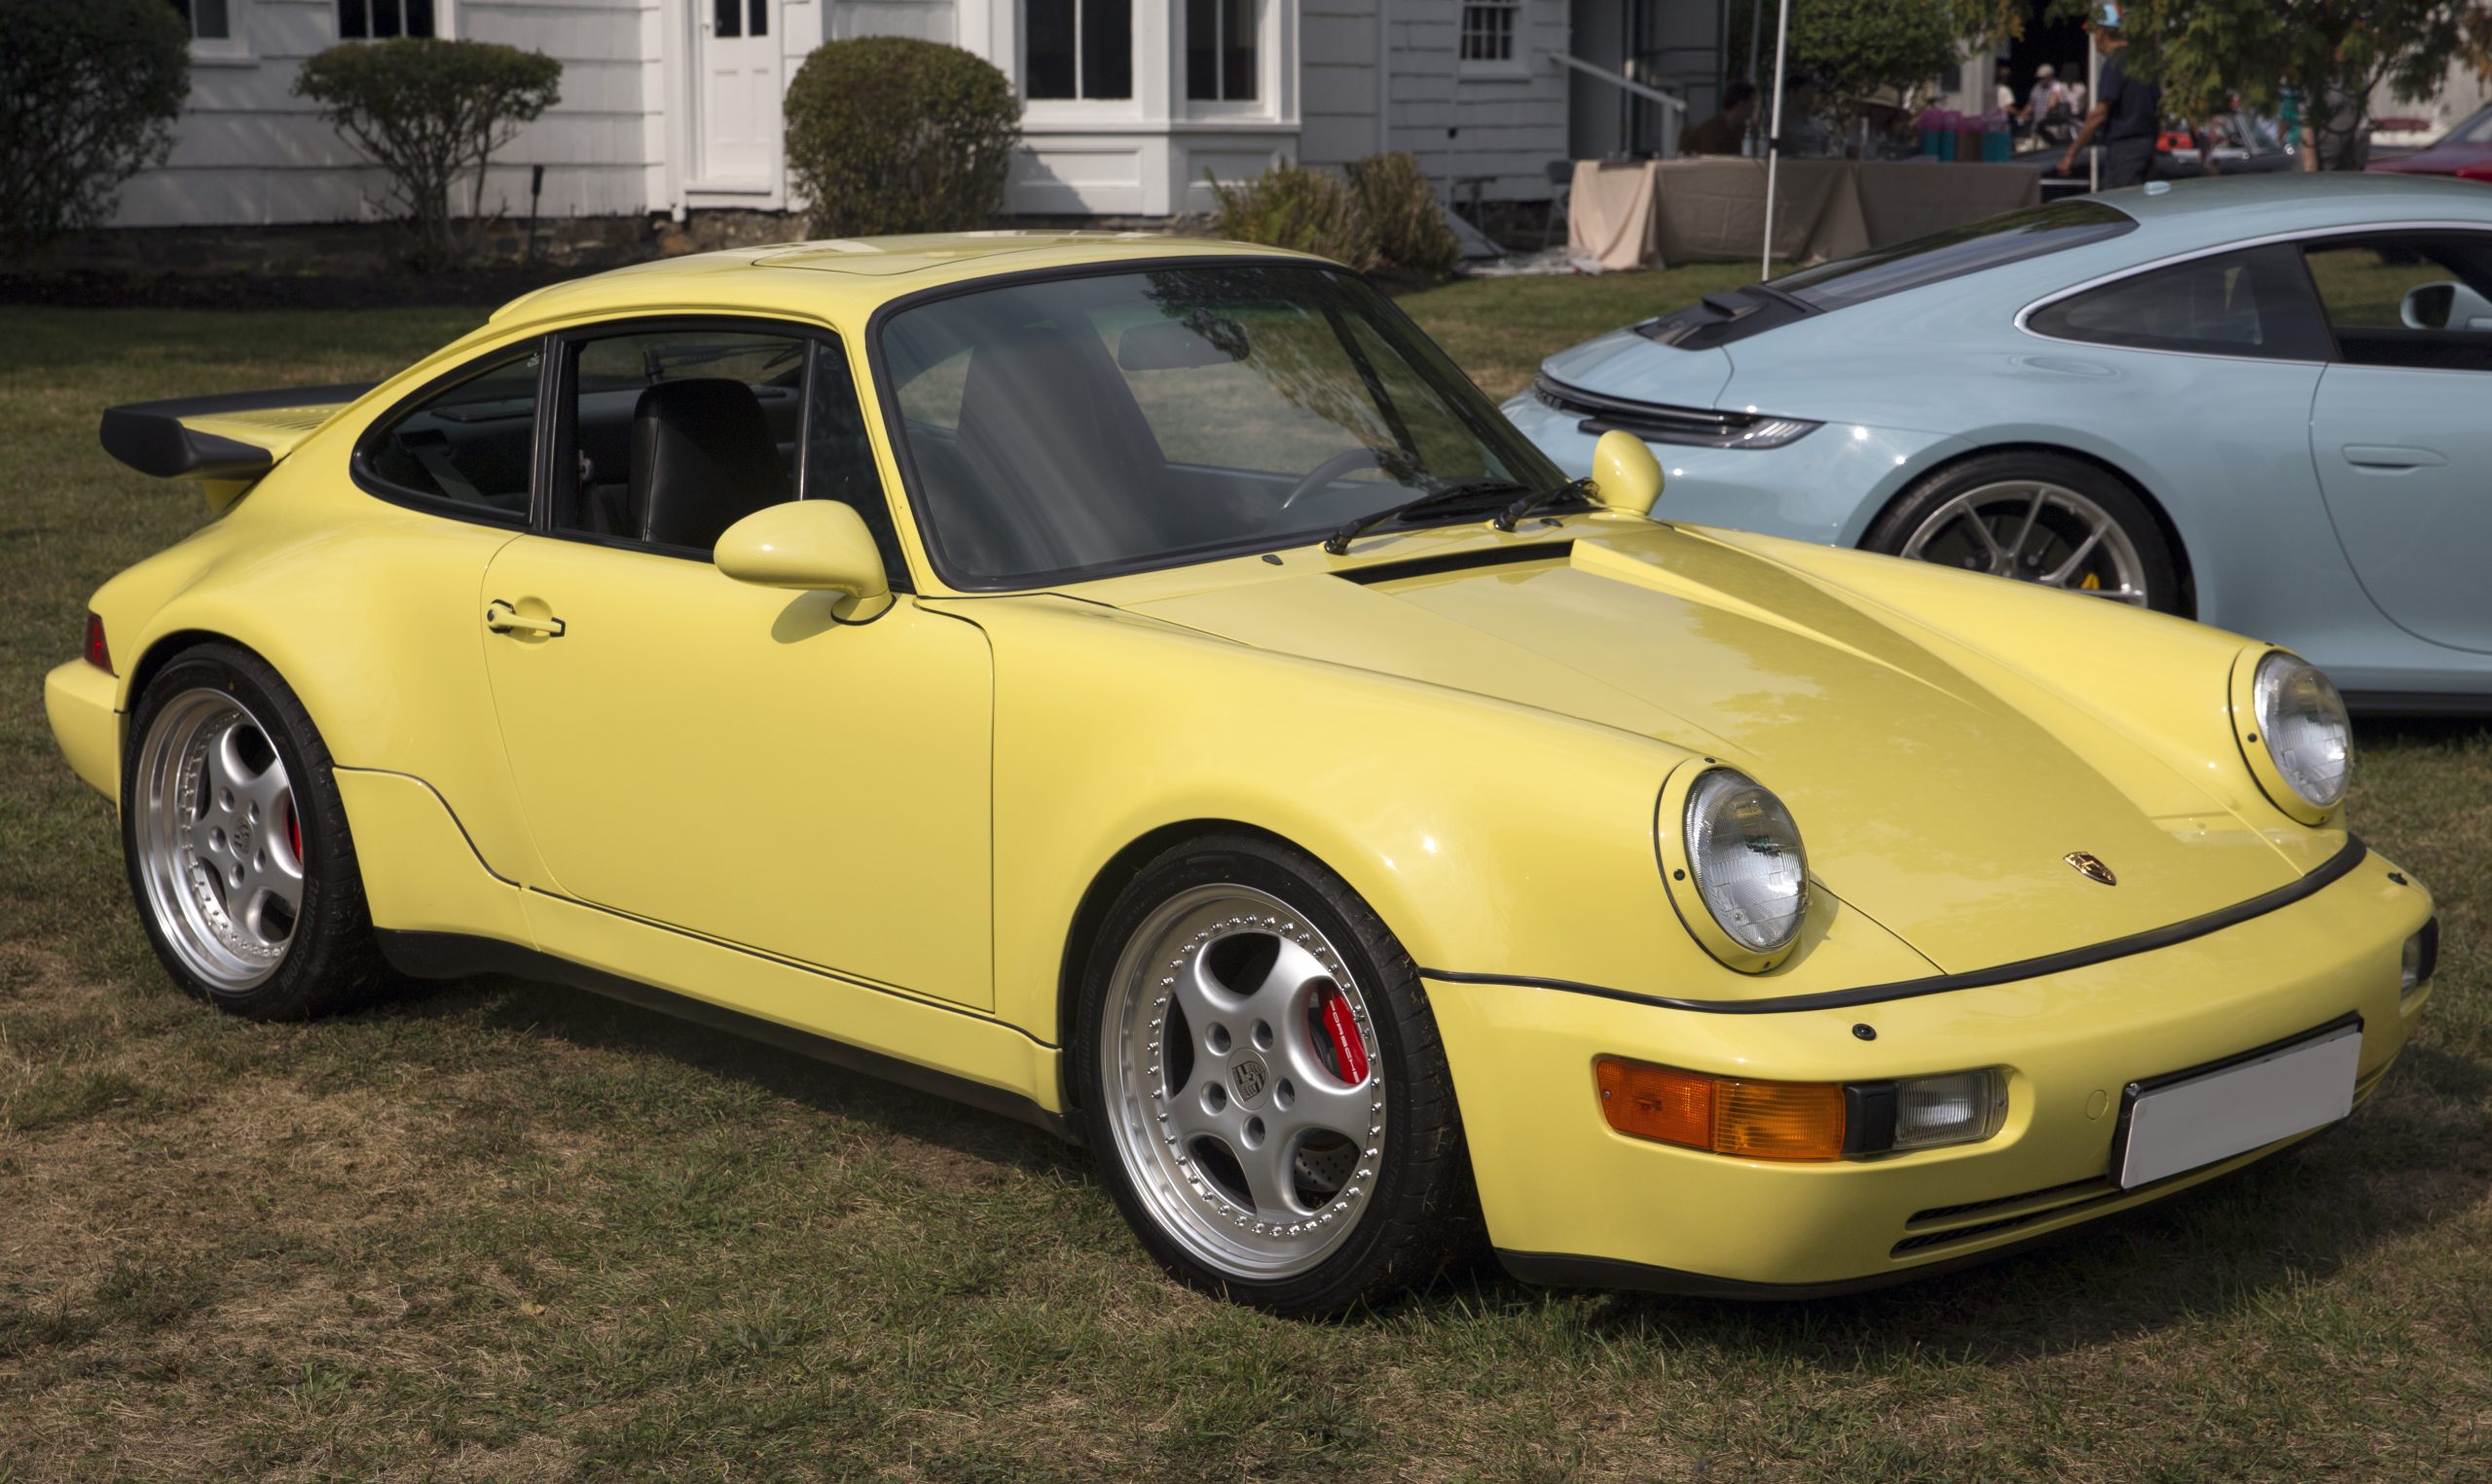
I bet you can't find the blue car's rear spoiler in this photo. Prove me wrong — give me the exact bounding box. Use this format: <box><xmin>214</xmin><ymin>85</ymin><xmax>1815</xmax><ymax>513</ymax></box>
<box><xmin>98</xmin><ymin>381</ymin><xmax>379</xmax><ymax>481</ymax></box>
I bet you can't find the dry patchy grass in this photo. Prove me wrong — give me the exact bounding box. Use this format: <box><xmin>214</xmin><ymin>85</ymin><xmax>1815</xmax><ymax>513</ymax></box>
<box><xmin>0</xmin><ymin>284</ymin><xmax>2487</xmax><ymax>1481</ymax></box>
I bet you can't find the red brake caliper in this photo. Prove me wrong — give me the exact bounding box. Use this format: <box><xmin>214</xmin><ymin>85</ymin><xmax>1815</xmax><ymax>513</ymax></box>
<box><xmin>287</xmin><ymin>800</ymin><xmax>302</xmax><ymax>861</ymax></box>
<box><xmin>1317</xmin><ymin>989</ymin><xmax>1369</xmax><ymax>1085</ymax></box>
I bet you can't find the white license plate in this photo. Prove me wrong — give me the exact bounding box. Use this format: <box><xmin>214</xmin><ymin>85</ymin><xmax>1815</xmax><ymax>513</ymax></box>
<box><xmin>2114</xmin><ymin>1022</ymin><xmax>2362</xmax><ymax>1189</ymax></box>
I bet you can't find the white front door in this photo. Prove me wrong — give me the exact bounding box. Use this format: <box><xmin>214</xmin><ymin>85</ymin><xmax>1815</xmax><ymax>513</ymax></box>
<box><xmin>698</xmin><ymin>0</ymin><xmax>778</xmax><ymax>185</ymax></box>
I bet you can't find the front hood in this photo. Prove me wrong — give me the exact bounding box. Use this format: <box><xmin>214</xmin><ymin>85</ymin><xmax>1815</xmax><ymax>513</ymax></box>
<box><xmin>1123</xmin><ymin>527</ymin><xmax>2308</xmax><ymax>974</ymax></box>
<box><xmin>1541</xmin><ymin>328</ymin><xmax>1732</xmax><ymax>409</ymax></box>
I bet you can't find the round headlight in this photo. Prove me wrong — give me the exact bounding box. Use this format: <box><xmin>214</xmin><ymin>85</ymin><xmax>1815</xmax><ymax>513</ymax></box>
<box><xmin>2253</xmin><ymin>651</ymin><xmax>2351</xmax><ymax>809</ymax></box>
<box><xmin>1684</xmin><ymin>770</ymin><xmax>1809</xmax><ymax>954</ymax></box>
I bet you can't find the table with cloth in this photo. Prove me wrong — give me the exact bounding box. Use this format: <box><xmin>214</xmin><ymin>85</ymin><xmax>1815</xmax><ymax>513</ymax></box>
<box><xmin>1567</xmin><ymin>158</ymin><xmax>2042</xmax><ymax>271</ymax></box>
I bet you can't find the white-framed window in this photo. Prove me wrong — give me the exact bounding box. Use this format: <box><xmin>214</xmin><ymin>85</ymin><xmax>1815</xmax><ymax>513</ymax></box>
<box><xmin>1459</xmin><ymin>0</ymin><xmax>1524</xmax><ymax>71</ymax></box>
<box><xmin>1186</xmin><ymin>0</ymin><xmax>1259</xmax><ymax>102</ymax></box>
<box><xmin>1025</xmin><ymin>0</ymin><xmax>1133</xmax><ymax>101</ymax></box>
<box><xmin>338</xmin><ymin>0</ymin><xmax>437</xmax><ymax>38</ymax></box>
<box><xmin>710</xmin><ymin>0</ymin><xmax>768</xmax><ymax>38</ymax></box>
<box><xmin>168</xmin><ymin>0</ymin><xmax>230</xmax><ymax>39</ymax></box>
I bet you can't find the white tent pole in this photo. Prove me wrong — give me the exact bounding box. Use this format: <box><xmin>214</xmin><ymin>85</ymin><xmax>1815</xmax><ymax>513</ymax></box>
<box><xmin>1760</xmin><ymin>0</ymin><xmax>1791</xmax><ymax>279</ymax></box>
<box><xmin>2088</xmin><ymin>31</ymin><xmax>2101</xmax><ymax>192</ymax></box>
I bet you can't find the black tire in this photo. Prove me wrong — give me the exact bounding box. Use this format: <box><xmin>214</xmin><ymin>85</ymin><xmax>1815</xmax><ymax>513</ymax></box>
<box><xmin>1862</xmin><ymin>452</ymin><xmax>2186</xmax><ymax>615</ymax></box>
<box><xmin>1073</xmin><ymin>832</ymin><xmax>1482</xmax><ymax>1317</ymax></box>
<box><xmin>121</xmin><ymin>642</ymin><xmax>394</xmax><ymax>1020</ymax></box>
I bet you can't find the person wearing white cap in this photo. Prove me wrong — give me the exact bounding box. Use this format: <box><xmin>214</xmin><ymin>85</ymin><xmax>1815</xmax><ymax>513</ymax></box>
<box><xmin>2059</xmin><ymin>2</ymin><xmax>2160</xmax><ymax>187</ymax></box>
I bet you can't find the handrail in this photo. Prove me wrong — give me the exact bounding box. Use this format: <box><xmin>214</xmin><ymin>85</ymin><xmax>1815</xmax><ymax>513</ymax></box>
<box><xmin>1543</xmin><ymin>53</ymin><xmax>1688</xmax><ymax>115</ymax></box>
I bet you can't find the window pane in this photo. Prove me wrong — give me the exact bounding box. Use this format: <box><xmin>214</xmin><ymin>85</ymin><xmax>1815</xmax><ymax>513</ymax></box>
<box><xmin>374</xmin><ymin>0</ymin><xmax>401</xmax><ymax>38</ymax></box>
<box><xmin>1026</xmin><ymin>0</ymin><xmax>1075</xmax><ymax>98</ymax></box>
<box><xmin>1776</xmin><ymin>199</ymin><xmax>2138</xmax><ymax>312</ymax></box>
<box><xmin>749</xmin><ymin>0</ymin><xmax>767</xmax><ymax>36</ymax></box>
<box><xmin>559</xmin><ymin>330</ymin><xmax>807</xmax><ymax>552</ymax></box>
<box><xmin>2304</xmin><ymin>234</ymin><xmax>2492</xmax><ymax>371</ymax></box>
<box><xmin>405</xmin><ymin>0</ymin><xmax>433</xmax><ymax>37</ymax></box>
<box><xmin>1186</xmin><ymin>0</ymin><xmax>1217</xmax><ymax>99</ymax></box>
<box><xmin>714</xmin><ymin>0</ymin><xmax>740</xmax><ymax>37</ymax></box>
<box><xmin>803</xmin><ymin>341</ymin><xmax>907</xmax><ymax>585</ymax></box>
<box><xmin>1082</xmin><ymin>0</ymin><xmax>1132</xmax><ymax>99</ymax></box>
<box><xmin>1225</xmin><ymin>0</ymin><xmax>1257</xmax><ymax>99</ymax></box>
<box><xmin>365</xmin><ymin>351</ymin><xmax>541</xmax><ymax>518</ymax></box>
<box><xmin>194</xmin><ymin>0</ymin><xmax>228</xmax><ymax>37</ymax></box>
<box><xmin>2029</xmin><ymin>245</ymin><xmax>2330</xmax><ymax>360</ymax></box>
<box><xmin>880</xmin><ymin>266</ymin><xmax>1558</xmax><ymax>585</ymax></box>
<box><xmin>338</xmin><ymin>0</ymin><xmax>367</xmax><ymax>39</ymax></box>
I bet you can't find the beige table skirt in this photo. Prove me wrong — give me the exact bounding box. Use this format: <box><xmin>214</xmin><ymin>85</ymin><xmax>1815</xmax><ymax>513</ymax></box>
<box><xmin>1571</xmin><ymin>158</ymin><xmax>2042</xmax><ymax>270</ymax></box>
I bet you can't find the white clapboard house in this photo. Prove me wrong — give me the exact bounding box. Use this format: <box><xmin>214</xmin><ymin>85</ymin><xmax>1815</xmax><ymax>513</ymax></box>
<box><xmin>128</xmin><ymin>0</ymin><xmax>1733</xmax><ymax>227</ymax></box>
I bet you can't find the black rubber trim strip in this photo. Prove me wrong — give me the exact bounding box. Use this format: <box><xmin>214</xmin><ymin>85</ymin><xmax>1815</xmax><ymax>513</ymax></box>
<box><xmin>1424</xmin><ymin>835</ymin><xmax>2369</xmax><ymax>1016</ymax></box>
<box><xmin>1495</xmin><ymin>1229</ymin><xmax>2078</xmax><ymax>1300</ymax></box>
<box><xmin>375</xmin><ymin>929</ymin><xmax>1075</xmax><ymax>1141</ymax></box>
<box><xmin>99</xmin><ymin>381</ymin><xmax>376</xmax><ymax>479</ymax></box>
<box><xmin>1332</xmin><ymin>541</ymin><xmax>1573</xmax><ymax>585</ymax></box>
<box><xmin>2340</xmin><ymin>689</ymin><xmax>2492</xmax><ymax>718</ymax></box>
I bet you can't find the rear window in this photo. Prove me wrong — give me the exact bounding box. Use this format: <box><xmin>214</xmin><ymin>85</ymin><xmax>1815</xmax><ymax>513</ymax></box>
<box><xmin>1774</xmin><ymin>199</ymin><xmax>2139</xmax><ymax>312</ymax></box>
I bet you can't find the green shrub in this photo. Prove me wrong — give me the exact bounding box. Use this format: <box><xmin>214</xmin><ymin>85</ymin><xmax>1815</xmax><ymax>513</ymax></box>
<box><xmin>294</xmin><ymin>38</ymin><xmax>562</xmax><ymax>271</ymax></box>
<box><xmin>785</xmin><ymin>38</ymin><xmax>1020</xmax><ymax>237</ymax></box>
<box><xmin>0</xmin><ymin>0</ymin><xmax>189</xmax><ymax>256</ymax></box>
<box><xmin>1347</xmin><ymin>152</ymin><xmax>1459</xmax><ymax>276</ymax></box>
<box><xmin>1208</xmin><ymin>162</ymin><xmax>1378</xmax><ymax>271</ymax></box>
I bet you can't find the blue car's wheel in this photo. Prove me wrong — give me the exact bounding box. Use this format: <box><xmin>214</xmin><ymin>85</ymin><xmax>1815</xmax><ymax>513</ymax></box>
<box><xmin>1865</xmin><ymin>452</ymin><xmax>2183</xmax><ymax>615</ymax></box>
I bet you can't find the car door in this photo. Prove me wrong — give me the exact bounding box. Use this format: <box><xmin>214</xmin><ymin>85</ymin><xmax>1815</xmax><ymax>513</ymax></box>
<box><xmin>2300</xmin><ymin>231</ymin><xmax>2492</xmax><ymax>655</ymax></box>
<box><xmin>477</xmin><ymin>317</ymin><xmax>995</xmax><ymax>1007</ymax></box>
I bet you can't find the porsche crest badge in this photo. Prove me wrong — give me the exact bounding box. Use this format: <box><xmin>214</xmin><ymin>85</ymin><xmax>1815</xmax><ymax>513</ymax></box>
<box><xmin>2064</xmin><ymin>851</ymin><xmax>2116</xmax><ymax>886</ymax></box>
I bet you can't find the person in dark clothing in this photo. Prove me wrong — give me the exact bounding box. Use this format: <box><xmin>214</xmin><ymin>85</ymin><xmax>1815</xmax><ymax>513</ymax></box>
<box><xmin>2059</xmin><ymin>3</ymin><xmax>2161</xmax><ymax>188</ymax></box>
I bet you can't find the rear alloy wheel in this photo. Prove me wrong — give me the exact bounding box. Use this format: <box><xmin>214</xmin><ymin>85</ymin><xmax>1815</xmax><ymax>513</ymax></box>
<box><xmin>1076</xmin><ymin>835</ymin><xmax>1479</xmax><ymax>1316</ymax></box>
<box><xmin>124</xmin><ymin>644</ymin><xmax>391</xmax><ymax>1020</ymax></box>
<box><xmin>1865</xmin><ymin>452</ymin><xmax>2183</xmax><ymax>614</ymax></box>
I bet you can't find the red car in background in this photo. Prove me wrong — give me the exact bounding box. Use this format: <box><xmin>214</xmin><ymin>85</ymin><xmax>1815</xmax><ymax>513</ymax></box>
<box><xmin>2371</xmin><ymin>103</ymin><xmax>2492</xmax><ymax>178</ymax></box>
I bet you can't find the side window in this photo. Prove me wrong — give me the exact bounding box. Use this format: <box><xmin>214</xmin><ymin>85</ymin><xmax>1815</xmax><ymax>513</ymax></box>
<box><xmin>2302</xmin><ymin>232</ymin><xmax>2492</xmax><ymax>372</ymax></box>
<box><xmin>2027</xmin><ymin>244</ymin><xmax>2331</xmax><ymax>361</ymax></box>
<box><xmin>555</xmin><ymin>328</ymin><xmax>808</xmax><ymax>554</ymax></box>
<box><xmin>359</xmin><ymin>347</ymin><xmax>541</xmax><ymax>521</ymax></box>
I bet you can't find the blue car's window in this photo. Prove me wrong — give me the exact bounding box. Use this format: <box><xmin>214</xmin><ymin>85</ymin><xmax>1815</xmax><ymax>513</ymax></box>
<box><xmin>2025</xmin><ymin>243</ymin><xmax>2334</xmax><ymax>361</ymax></box>
<box><xmin>877</xmin><ymin>264</ymin><xmax>1563</xmax><ymax>588</ymax></box>
<box><xmin>1774</xmin><ymin>199</ymin><xmax>2139</xmax><ymax>312</ymax></box>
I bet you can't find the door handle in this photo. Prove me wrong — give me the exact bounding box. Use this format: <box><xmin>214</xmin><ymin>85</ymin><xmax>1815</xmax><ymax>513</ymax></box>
<box><xmin>485</xmin><ymin>599</ymin><xmax>566</xmax><ymax>637</ymax></box>
<box><xmin>2341</xmin><ymin>444</ymin><xmax>2448</xmax><ymax>470</ymax></box>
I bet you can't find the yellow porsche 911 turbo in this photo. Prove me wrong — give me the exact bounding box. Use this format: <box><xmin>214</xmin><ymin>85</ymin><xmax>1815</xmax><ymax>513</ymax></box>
<box><xmin>47</xmin><ymin>235</ymin><xmax>2437</xmax><ymax>1316</ymax></box>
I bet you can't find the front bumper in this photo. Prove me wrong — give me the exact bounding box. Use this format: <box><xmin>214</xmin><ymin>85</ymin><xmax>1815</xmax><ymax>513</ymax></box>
<box><xmin>1499</xmin><ymin>390</ymin><xmax>1970</xmax><ymax>548</ymax></box>
<box><xmin>45</xmin><ymin>659</ymin><xmax>120</xmax><ymax>807</ymax></box>
<box><xmin>1429</xmin><ymin>848</ymin><xmax>2434</xmax><ymax>1294</ymax></box>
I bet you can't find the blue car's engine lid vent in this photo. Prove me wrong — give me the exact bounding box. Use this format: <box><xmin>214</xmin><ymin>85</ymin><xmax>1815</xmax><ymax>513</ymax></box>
<box><xmin>1533</xmin><ymin>375</ymin><xmax>1819</xmax><ymax>451</ymax></box>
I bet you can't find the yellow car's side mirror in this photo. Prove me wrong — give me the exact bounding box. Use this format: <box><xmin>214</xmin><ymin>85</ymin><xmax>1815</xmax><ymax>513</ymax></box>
<box><xmin>715</xmin><ymin>500</ymin><xmax>893</xmax><ymax>616</ymax></box>
<box><xmin>1590</xmin><ymin>429</ymin><xmax>1664</xmax><ymax>520</ymax></box>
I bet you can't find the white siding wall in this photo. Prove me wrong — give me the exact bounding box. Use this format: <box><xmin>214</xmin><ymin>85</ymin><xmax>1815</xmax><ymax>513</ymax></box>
<box><xmin>1299</xmin><ymin>0</ymin><xmax>1382</xmax><ymax>169</ymax></box>
<box><xmin>1386</xmin><ymin>0</ymin><xmax>1572</xmax><ymax>203</ymax></box>
<box><xmin>113</xmin><ymin>0</ymin><xmax>657</xmax><ymax>228</ymax></box>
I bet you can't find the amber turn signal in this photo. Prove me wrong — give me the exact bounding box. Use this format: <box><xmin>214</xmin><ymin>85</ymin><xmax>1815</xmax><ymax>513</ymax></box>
<box><xmin>1594</xmin><ymin>1057</ymin><xmax>1849</xmax><ymax>1162</ymax></box>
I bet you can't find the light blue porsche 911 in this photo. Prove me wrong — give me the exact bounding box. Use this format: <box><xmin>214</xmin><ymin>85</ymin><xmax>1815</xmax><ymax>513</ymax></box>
<box><xmin>1503</xmin><ymin>174</ymin><xmax>2492</xmax><ymax>711</ymax></box>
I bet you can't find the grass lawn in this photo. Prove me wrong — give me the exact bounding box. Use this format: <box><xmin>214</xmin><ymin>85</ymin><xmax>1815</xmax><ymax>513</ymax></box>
<box><xmin>2</xmin><ymin>272</ymin><xmax>2488</xmax><ymax>1482</ymax></box>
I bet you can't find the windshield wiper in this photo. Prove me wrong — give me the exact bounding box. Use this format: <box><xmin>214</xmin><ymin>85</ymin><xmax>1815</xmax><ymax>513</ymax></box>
<box><xmin>1322</xmin><ymin>480</ymin><xmax>1528</xmax><ymax>555</ymax></box>
<box><xmin>1493</xmin><ymin>476</ymin><xmax>1593</xmax><ymax>531</ymax></box>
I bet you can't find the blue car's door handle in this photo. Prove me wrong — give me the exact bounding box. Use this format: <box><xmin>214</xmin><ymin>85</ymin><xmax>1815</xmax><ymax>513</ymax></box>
<box><xmin>2340</xmin><ymin>444</ymin><xmax>2449</xmax><ymax>470</ymax></box>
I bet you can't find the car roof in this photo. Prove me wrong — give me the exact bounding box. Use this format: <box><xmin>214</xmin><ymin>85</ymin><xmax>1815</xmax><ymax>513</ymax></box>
<box><xmin>2101</xmin><ymin>171</ymin><xmax>2492</xmax><ymax>241</ymax></box>
<box><xmin>486</xmin><ymin>232</ymin><xmax>1320</xmax><ymax>328</ymax></box>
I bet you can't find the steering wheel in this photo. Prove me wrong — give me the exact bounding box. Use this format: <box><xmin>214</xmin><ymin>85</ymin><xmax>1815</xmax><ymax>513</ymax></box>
<box><xmin>1279</xmin><ymin>447</ymin><xmax>1390</xmax><ymax>510</ymax></box>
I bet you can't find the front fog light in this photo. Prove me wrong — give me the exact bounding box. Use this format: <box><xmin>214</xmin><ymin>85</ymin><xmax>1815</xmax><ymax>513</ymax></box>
<box><xmin>1845</xmin><ymin>1069</ymin><xmax>2007</xmax><ymax>1154</ymax></box>
<box><xmin>2403</xmin><ymin>919</ymin><xmax>2439</xmax><ymax>999</ymax></box>
<box><xmin>1892</xmin><ymin>1069</ymin><xmax>2007</xmax><ymax>1150</ymax></box>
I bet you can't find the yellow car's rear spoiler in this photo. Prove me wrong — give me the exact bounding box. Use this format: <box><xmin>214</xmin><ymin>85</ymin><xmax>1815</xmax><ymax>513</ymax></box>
<box><xmin>98</xmin><ymin>381</ymin><xmax>377</xmax><ymax>483</ymax></box>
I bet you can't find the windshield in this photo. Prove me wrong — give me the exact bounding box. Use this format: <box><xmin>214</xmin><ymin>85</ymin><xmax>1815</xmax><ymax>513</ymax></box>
<box><xmin>1773</xmin><ymin>199</ymin><xmax>2138</xmax><ymax>312</ymax></box>
<box><xmin>877</xmin><ymin>263</ymin><xmax>1562</xmax><ymax>588</ymax></box>
<box><xmin>2448</xmin><ymin>104</ymin><xmax>2492</xmax><ymax>146</ymax></box>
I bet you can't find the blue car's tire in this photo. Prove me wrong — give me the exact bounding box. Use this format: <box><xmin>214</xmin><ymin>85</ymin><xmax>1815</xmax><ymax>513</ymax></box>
<box><xmin>1864</xmin><ymin>452</ymin><xmax>2184</xmax><ymax>615</ymax></box>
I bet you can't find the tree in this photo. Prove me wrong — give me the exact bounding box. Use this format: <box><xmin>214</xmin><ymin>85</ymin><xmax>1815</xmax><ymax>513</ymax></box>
<box><xmin>294</xmin><ymin>38</ymin><xmax>562</xmax><ymax>270</ymax></box>
<box><xmin>1728</xmin><ymin>0</ymin><xmax>2021</xmax><ymax>125</ymax></box>
<box><xmin>784</xmin><ymin>38</ymin><xmax>1021</xmax><ymax>237</ymax></box>
<box><xmin>0</xmin><ymin>0</ymin><xmax>190</xmax><ymax>257</ymax></box>
<box><xmin>2060</xmin><ymin>0</ymin><xmax>2492</xmax><ymax>164</ymax></box>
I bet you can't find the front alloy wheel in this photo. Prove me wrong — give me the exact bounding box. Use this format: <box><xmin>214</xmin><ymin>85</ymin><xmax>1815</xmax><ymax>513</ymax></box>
<box><xmin>1078</xmin><ymin>835</ymin><xmax>1479</xmax><ymax>1315</ymax></box>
